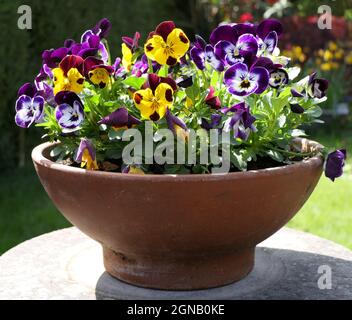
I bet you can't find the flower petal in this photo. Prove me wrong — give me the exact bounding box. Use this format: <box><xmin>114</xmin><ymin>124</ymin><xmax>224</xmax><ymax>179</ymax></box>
<box><xmin>155</xmin><ymin>21</ymin><xmax>176</xmax><ymax>41</ymax></box>
<box><xmin>167</xmin><ymin>28</ymin><xmax>190</xmax><ymax>59</ymax></box>
<box><xmin>190</xmin><ymin>47</ymin><xmax>205</xmax><ymax>70</ymax></box>
<box><xmin>237</xmin><ymin>33</ymin><xmax>258</xmax><ymax>56</ymax></box>
<box><xmin>210</xmin><ymin>24</ymin><xmax>237</xmax><ymax>46</ymax></box>
<box><xmin>251</xmin><ymin>66</ymin><xmax>270</xmax><ymax>94</ymax></box>
<box><xmin>256</xmin><ymin>19</ymin><xmax>283</xmax><ymax>40</ymax></box>
<box><xmin>264</xmin><ymin>31</ymin><xmax>278</xmax><ymax>54</ymax></box>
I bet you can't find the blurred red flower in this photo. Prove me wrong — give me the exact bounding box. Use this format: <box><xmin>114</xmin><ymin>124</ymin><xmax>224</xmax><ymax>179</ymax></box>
<box><xmin>239</xmin><ymin>12</ymin><xmax>253</xmax><ymax>23</ymax></box>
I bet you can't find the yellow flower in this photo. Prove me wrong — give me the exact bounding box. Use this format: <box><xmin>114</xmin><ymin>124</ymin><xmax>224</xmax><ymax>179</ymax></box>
<box><xmin>81</xmin><ymin>149</ymin><xmax>99</xmax><ymax>170</ymax></box>
<box><xmin>320</xmin><ymin>63</ymin><xmax>332</xmax><ymax>71</ymax></box>
<box><xmin>133</xmin><ymin>83</ymin><xmax>174</xmax><ymax>121</ymax></box>
<box><xmin>328</xmin><ymin>41</ymin><xmax>338</xmax><ymax>52</ymax></box>
<box><xmin>88</xmin><ymin>68</ymin><xmax>110</xmax><ymax>88</ymax></box>
<box><xmin>122</xmin><ymin>43</ymin><xmax>133</xmax><ymax>72</ymax></box>
<box><xmin>128</xmin><ymin>166</ymin><xmax>145</xmax><ymax>175</ymax></box>
<box><xmin>144</xmin><ymin>21</ymin><xmax>190</xmax><ymax>66</ymax></box>
<box><xmin>346</xmin><ymin>52</ymin><xmax>352</xmax><ymax>65</ymax></box>
<box><xmin>53</xmin><ymin>67</ymin><xmax>84</xmax><ymax>95</ymax></box>
<box><xmin>334</xmin><ymin>49</ymin><xmax>344</xmax><ymax>60</ymax></box>
<box><xmin>323</xmin><ymin>50</ymin><xmax>333</xmax><ymax>62</ymax></box>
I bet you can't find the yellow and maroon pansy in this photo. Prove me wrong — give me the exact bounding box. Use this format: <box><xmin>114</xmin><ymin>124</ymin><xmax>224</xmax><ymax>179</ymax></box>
<box><xmin>84</xmin><ymin>56</ymin><xmax>114</xmax><ymax>88</ymax></box>
<box><xmin>144</xmin><ymin>21</ymin><xmax>190</xmax><ymax>66</ymax></box>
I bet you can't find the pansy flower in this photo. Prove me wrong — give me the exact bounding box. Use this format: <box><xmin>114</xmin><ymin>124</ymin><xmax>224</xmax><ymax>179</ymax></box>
<box><xmin>121</xmin><ymin>31</ymin><xmax>141</xmax><ymax>72</ymax></box>
<box><xmin>201</xmin><ymin>114</ymin><xmax>222</xmax><ymax>130</ymax></box>
<box><xmin>256</xmin><ymin>19</ymin><xmax>283</xmax><ymax>56</ymax></box>
<box><xmin>75</xmin><ymin>138</ymin><xmax>99</xmax><ymax>170</ymax></box>
<box><xmin>144</xmin><ymin>21</ymin><xmax>190</xmax><ymax>66</ymax></box>
<box><xmin>98</xmin><ymin>107</ymin><xmax>141</xmax><ymax>130</ymax></box>
<box><xmin>52</xmin><ymin>55</ymin><xmax>85</xmax><ymax>95</ymax></box>
<box><xmin>268</xmin><ymin>68</ymin><xmax>289</xmax><ymax>88</ymax></box>
<box><xmin>15</xmin><ymin>94</ymin><xmax>45</xmax><ymax>129</ymax></box>
<box><xmin>223</xmin><ymin>102</ymin><xmax>256</xmax><ymax>140</ymax></box>
<box><xmin>205</xmin><ymin>86</ymin><xmax>221</xmax><ymax>109</ymax></box>
<box><xmin>224</xmin><ymin>61</ymin><xmax>269</xmax><ymax>96</ymax></box>
<box><xmin>190</xmin><ymin>35</ymin><xmax>224</xmax><ymax>71</ymax></box>
<box><xmin>308</xmin><ymin>72</ymin><xmax>329</xmax><ymax>99</ymax></box>
<box><xmin>42</xmin><ymin>47</ymin><xmax>69</xmax><ymax>69</ymax></box>
<box><xmin>325</xmin><ymin>149</ymin><xmax>347</xmax><ymax>182</ymax></box>
<box><xmin>92</xmin><ymin>18</ymin><xmax>112</xmax><ymax>39</ymax></box>
<box><xmin>83</xmin><ymin>57</ymin><xmax>114</xmax><ymax>88</ymax></box>
<box><xmin>133</xmin><ymin>74</ymin><xmax>177</xmax><ymax>121</ymax></box>
<box><xmin>165</xmin><ymin>108</ymin><xmax>188</xmax><ymax>141</ymax></box>
<box><xmin>55</xmin><ymin>91</ymin><xmax>84</xmax><ymax>130</ymax></box>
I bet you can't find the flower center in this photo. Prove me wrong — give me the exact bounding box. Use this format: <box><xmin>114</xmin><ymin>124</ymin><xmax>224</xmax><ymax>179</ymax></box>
<box><xmin>240</xmin><ymin>79</ymin><xmax>251</xmax><ymax>89</ymax></box>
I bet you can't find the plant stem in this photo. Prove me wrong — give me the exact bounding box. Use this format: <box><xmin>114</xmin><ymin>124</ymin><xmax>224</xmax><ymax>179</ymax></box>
<box><xmin>148</xmin><ymin>58</ymin><xmax>153</xmax><ymax>74</ymax></box>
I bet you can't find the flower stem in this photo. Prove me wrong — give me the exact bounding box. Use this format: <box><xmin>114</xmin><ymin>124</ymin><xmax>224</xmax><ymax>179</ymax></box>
<box><xmin>148</xmin><ymin>58</ymin><xmax>153</xmax><ymax>74</ymax></box>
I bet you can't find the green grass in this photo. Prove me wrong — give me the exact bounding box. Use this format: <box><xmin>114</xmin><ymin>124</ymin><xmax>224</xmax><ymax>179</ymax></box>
<box><xmin>0</xmin><ymin>166</ymin><xmax>71</xmax><ymax>254</ymax></box>
<box><xmin>0</xmin><ymin>126</ymin><xmax>351</xmax><ymax>255</ymax></box>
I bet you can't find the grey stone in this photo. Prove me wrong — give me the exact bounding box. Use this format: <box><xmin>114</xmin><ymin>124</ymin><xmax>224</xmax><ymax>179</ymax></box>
<box><xmin>0</xmin><ymin>227</ymin><xmax>351</xmax><ymax>300</ymax></box>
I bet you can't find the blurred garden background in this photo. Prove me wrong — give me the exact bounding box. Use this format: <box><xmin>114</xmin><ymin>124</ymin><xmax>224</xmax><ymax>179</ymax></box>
<box><xmin>0</xmin><ymin>0</ymin><xmax>351</xmax><ymax>254</ymax></box>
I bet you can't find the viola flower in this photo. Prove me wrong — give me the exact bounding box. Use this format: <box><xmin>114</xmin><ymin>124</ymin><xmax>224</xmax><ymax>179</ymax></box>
<box><xmin>15</xmin><ymin>95</ymin><xmax>45</xmax><ymax>129</ymax></box>
<box><xmin>224</xmin><ymin>62</ymin><xmax>269</xmax><ymax>96</ymax></box>
<box><xmin>55</xmin><ymin>91</ymin><xmax>84</xmax><ymax>130</ymax></box>
<box><xmin>308</xmin><ymin>72</ymin><xmax>329</xmax><ymax>99</ymax></box>
<box><xmin>75</xmin><ymin>139</ymin><xmax>99</xmax><ymax>170</ymax></box>
<box><xmin>223</xmin><ymin>102</ymin><xmax>257</xmax><ymax>140</ymax></box>
<box><xmin>98</xmin><ymin>107</ymin><xmax>141</xmax><ymax>130</ymax></box>
<box><xmin>165</xmin><ymin>108</ymin><xmax>188</xmax><ymax>140</ymax></box>
<box><xmin>52</xmin><ymin>55</ymin><xmax>85</xmax><ymax>95</ymax></box>
<box><xmin>325</xmin><ymin>149</ymin><xmax>347</xmax><ymax>181</ymax></box>
<box><xmin>268</xmin><ymin>68</ymin><xmax>289</xmax><ymax>88</ymax></box>
<box><xmin>190</xmin><ymin>35</ymin><xmax>224</xmax><ymax>71</ymax></box>
<box><xmin>92</xmin><ymin>18</ymin><xmax>112</xmax><ymax>39</ymax></box>
<box><xmin>84</xmin><ymin>57</ymin><xmax>114</xmax><ymax>88</ymax></box>
<box><xmin>42</xmin><ymin>48</ymin><xmax>69</xmax><ymax>69</ymax></box>
<box><xmin>290</xmin><ymin>104</ymin><xmax>305</xmax><ymax>114</ymax></box>
<box><xmin>144</xmin><ymin>21</ymin><xmax>190</xmax><ymax>66</ymax></box>
<box><xmin>201</xmin><ymin>114</ymin><xmax>222</xmax><ymax>130</ymax></box>
<box><xmin>205</xmin><ymin>86</ymin><xmax>221</xmax><ymax>109</ymax></box>
<box><xmin>132</xmin><ymin>55</ymin><xmax>149</xmax><ymax>77</ymax></box>
<box><xmin>256</xmin><ymin>19</ymin><xmax>283</xmax><ymax>56</ymax></box>
<box><xmin>214</xmin><ymin>33</ymin><xmax>258</xmax><ymax>66</ymax></box>
<box><xmin>122</xmin><ymin>165</ymin><xmax>145</xmax><ymax>175</ymax></box>
<box><xmin>122</xmin><ymin>43</ymin><xmax>134</xmax><ymax>72</ymax></box>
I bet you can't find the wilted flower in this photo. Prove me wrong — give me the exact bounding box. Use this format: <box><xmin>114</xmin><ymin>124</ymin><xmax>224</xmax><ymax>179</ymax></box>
<box><xmin>75</xmin><ymin>139</ymin><xmax>99</xmax><ymax>170</ymax></box>
<box><xmin>144</xmin><ymin>21</ymin><xmax>190</xmax><ymax>66</ymax></box>
<box><xmin>325</xmin><ymin>149</ymin><xmax>347</xmax><ymax>181</ymax></box>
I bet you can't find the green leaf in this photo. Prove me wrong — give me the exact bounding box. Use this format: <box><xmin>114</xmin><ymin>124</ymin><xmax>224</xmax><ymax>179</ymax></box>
<box><xmin>108</xmin><ymin>129</ymin><xmax>125</xmax><ymax>140</ymax></box>
<box><xmin>290</xmin><ymin>129</ymin><xmax>307</xmax><ymax>137</ymax></box>
<box><xmin>305</xmin><ymin>106</ymin><xmax>323</xmax><ymax>118</ymax></box>
<box><xmin>50</xmin><ymin>145</ymin><xmax>65</xmax><ymax>158</ymax></box>
<box><xmin>265</xmin><ymin>150</ymin><xmax>284</xmax><ymax>162</ymax></box>
<box><xmin>231</xmin><ymin>150</ymin><xmax>247</xmax><ymax>171</ymax></box>
<box><xmin>122</xmin><ymin>76</ymin><xmax>146</xmax><ymax>90</ymax></box>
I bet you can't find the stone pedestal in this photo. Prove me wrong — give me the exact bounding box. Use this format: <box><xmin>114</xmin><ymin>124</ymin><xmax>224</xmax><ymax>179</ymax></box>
<box><xmin>0</xmin><ymin>227</ymin><xmax>351</xmax><ymax>300</ymax></box>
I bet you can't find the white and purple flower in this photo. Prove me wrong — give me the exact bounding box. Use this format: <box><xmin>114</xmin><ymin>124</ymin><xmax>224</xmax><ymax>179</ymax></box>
<box><xmin>223</xmin><ymin>102</ymin><xmax>256</xmax><ymax>140</ymax></box>
<box><xmin>15</xmin><ymin>94</ymin><xmax>45</xmax><ymax>129</ymax></box>
<box><xmin>224</xmin><ymin>61</ymin><xmax>269</xmax><ymax>96</ymax></box>
<box><xmin>256</xmin><ymin>19</ymin><xmax>283</xmax><ymax>56</ymax></box>
<box><xmin>190</xmin><ymin>35</ymin><xmax>224</xmax><ymax>71</ymax></box>
<box><xmin>55</xmin><ymin>91</ymin><xmax>84</xmax><ymax>131</ymax></box>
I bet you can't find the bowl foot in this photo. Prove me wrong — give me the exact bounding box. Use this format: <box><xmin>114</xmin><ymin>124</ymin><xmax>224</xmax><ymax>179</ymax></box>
<box><xmin>102</xmin><ymin>246</ymin><xmax>255</xmax><ymax>290</ymax></box>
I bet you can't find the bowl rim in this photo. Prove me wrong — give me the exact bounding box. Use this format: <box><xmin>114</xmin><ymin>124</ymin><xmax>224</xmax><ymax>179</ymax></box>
<box><xmin>32</xmin><ymin>140</ymin><xmax>324</xmax><ymax>182</ymax></box>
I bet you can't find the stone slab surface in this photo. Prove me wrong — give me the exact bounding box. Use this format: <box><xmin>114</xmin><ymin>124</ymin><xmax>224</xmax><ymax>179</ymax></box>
<box><xmin>0</xmin><ymin>227</ymin><xmax>351</xmax><ymax>300</ymax></box>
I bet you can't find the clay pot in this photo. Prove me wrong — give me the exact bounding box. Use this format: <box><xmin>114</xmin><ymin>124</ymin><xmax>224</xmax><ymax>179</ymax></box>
<box><xmin>32</xmin><ymin>140</ymin><xmax>323</xmax><ymax>290</ymax></box>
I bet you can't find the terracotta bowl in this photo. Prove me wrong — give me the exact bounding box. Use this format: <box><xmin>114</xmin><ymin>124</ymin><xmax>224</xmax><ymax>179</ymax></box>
<box><xmin>32</xmin><ymin>140</ymin><xmax>324</xmax><ymax>290</ymax></box>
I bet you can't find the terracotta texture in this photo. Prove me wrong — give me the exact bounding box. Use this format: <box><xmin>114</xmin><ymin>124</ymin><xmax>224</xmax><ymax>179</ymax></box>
<box><xmin>32</xmin><ymin>140</ymin><xmax>324</xmax><ymax>290</ymax></box>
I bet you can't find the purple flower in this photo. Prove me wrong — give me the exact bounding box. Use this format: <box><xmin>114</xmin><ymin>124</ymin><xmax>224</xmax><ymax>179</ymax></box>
<box><xmin>224</xmin><ymin>62</ymin><xmax>269</xmax><ymax>96</ymax></box>
<box><xmin>308</xmin><ymin>72</ymin><xmax>329</xmax><ymax>99</ymax></box>
<box><xmin>209</xmin><ymin>23</ymin><xmax>256</xmax><ymax>46</ymax></box>
<box><xmin>98</xmin><ymin>107</ymin><xmax>141</xmax><ymax>129</ymax></box>
<box><xmin>290</xmin><ymin>104</ymin><xmax>305</xmax><ymax>114</ymax></box>
<box><xmin>165</xmin><ymin>109</ymin><xmax>188</xmax><ymax>140</ymax></box>
<box><xmin>256</xmin><ymin>19</ymin><xmax>283</xmax><ymax>55</ymax></box>
<box><xmin>42</xmin><ymin>47</ymin><xmax>69</xmax><ymax>69</ymax></box>
<box><xmin>122</xmin><ymin>32</ymin><xmax>141</xmax><ymax>51</ymax></box>
<box><xmin>75</xmin><ymin>138</ymin><xmax>98</xmax><ymax>170</ymax></box>
<box><xmin>76</xmin><ymin>30</ymin><xmax>109</xmax><ymax>63</ymax></box>
<box><xmin>214</xmin><ymin>33</ymin><xmax>258</xmax><ymax>65</ymax></box>
<box><xmin>190</xmin><ymin>35</ymin><xmax>224</xmax><ymax>71</ymax></box>
<box><xmin>15</xmin><ymin>95</ymin><xmax>45</xmax><ymax>129</ymax></box>
<box><xmin>55</xmin><ymin>91</ymin><xmax>84</xmax><ymax>130</ymax></box>
<box><xmin>325</xmin><ymin>149</ymin><xmax>347</xmax><ymax>181</ymax></box>
<box><xmin>269</xmin><ymin>68</ymin><xmax>289</xmax><ymax>88</ymax></box>
<box><xmin>223</xmin><ymin>102</ymin><xmax>256</xmax><ymax>140</ymax></box>
<box><xmin>17</xmin><ymin>83</ymin><xmax>37</xmax><ymax>98</ymax></box>
<box><xmin>201</xmin><ymin>114</ymin><xmax>222</xmax><ymax>130</ymax></box>
<box><xmin>92</xmin><ymin>18</ymin><xmax>112</xmax><ymax>39</ymax></box>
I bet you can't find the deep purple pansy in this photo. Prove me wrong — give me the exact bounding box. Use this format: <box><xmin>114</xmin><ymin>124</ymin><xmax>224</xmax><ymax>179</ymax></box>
<box><xmin>256</xmin><ymin>19</ymin><xmax>283</xmax><ymax>55</ymax></box>
<box><xmin>224</xmin><ymin>62</ymin><xmax>269</xmax><ymax>96</ymax></box>
<box><xmin>223</xmin><ymin>102</ymin><xmax>256</xmax><ymax>140</ymax></box>
<box><xmin>290</xmin><ymin>104</ymin><xmax>305</xmax><ymax>114</ymax></box>
<box><xmin>92</xmin><ymin>18</ymin><xmax>112</xmax><ymax>39</ymax></box>
<box><xmin>325</xmin><ymin>149</ymin><xmax>347</xmax><ymax>181</ymax></box>
<box><xmin>308</xmin><ymin>72</ymin><xmax>329</xmax><ymax>99</ymax></box>
<box><xmin>42</xmin><ymin>47</ymin><xmax>69</xmax><ymax>69</ymax></box>
<box><xmin>98</xmin><ymin>107</ymin><xmax>141</xmax><ymax>129</ymax></box>
<box><xmin>201</xmin><ymin>114</ymin><xmax>222</xmax><ymax>130</ymax></box>
<box><xmin>15</xmin><ymin>95</ymin><xmax>45</xmax><ymax>129</ymax></box>
<box><xmin>55</xmin><ymin>91</ymin><xmax>84</xmax><ymax>130</ymax></box>
<box><xmin>165</xmin><ymin>109</ymin><xmax>188</xmax><ymax>139</ymax></box>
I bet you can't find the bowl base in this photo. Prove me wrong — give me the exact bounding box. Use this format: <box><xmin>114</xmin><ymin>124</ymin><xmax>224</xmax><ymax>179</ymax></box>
<box><xmin>102</xmin><ymin>246</ymin><xmax>255</xmax><ymax>290</ymax></box>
